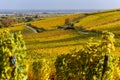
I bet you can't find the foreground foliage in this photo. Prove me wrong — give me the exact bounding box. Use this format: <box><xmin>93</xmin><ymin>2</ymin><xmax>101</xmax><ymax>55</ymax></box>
<box><xmin>55</xmin><ymin>31</ymin><xmax>120</xmax><ymax>80</ymax></box>
<box><xmin>0</xmin><ymin>30</ymin><xmax>28</xmax><ymax>80</ymax></box>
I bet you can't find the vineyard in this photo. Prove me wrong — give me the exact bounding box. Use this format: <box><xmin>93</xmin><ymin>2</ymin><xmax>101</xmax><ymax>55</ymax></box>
<box><xmin>0</xmin><ymin>9</ymin><xmax>120</xmax><ymax>80</ymax></box>
<box><xmin>24</xmin><ymin>30</ymin><xmax>93</xmax><ymax>54</ymax></box>
<box><xmin>29</xmin><ymin>14</ymin><xmax>85</xmax><ymax>30</ymax></box>
<box><xmin>75</xmin><ymin>10</ymin><xmax>120</xmax><ymax>31</ymax></box>
<box><xmin>0</xmin><ymin>23</ymin><xmax>36</xmax><ymax>34</ymax></box>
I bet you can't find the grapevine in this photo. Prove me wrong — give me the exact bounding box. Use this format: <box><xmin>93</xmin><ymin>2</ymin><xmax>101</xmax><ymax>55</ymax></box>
<box><xmin>0</xmin><ymin>29</ymin><xmax>28</xmax><ymax>80</ymax></box>
<box><xmin>55</xmin><ymin>31</ymin><xmax>119</xmax><ymax>80</ymax></box>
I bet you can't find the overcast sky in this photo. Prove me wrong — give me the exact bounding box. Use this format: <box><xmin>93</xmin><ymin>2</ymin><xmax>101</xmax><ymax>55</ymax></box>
<box><xmin>0</xmin><ymin>0</ymin><xmax>120</xmax><ymax>10</ymax></box>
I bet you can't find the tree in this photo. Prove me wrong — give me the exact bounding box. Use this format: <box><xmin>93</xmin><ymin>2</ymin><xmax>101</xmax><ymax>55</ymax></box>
<box><xmin>25</xmin><ymin>17</ymin><xmax>34</xmax><ymax>22</ymax></box>
<box><xmin>64</xmin><ymin>18</ymin><xmax>75</xmax><ymax>30</ymax></box>
<box><xmin>65</xmin><ymin>18</ymin><xmax>72</xmax><ymax>25</ymax></box>
<box><xmin>1</xmin><ymin>18</ymin><xmax>15</xmax><ymax>27</ymax></box>
<box><xmin>34</xmin><ymin>14</ymin><xmax>40</xmax><ymax>18</ymax></box>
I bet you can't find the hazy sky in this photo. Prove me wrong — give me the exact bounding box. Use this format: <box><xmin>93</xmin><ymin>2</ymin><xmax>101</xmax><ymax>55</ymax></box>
<box><xmin>0</xmin><ymin>0</ymin><xmax>120</xmax><ymax>10</ymax></box>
